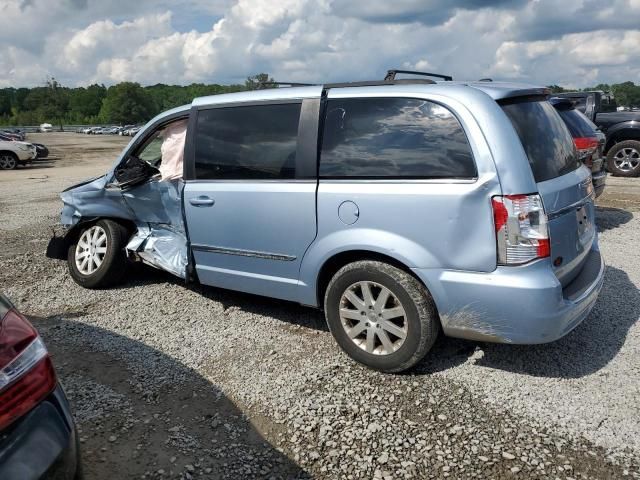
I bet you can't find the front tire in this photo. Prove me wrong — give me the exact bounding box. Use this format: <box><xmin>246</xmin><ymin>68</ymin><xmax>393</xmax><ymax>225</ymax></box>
<box><xmin>67</xmin><ymin>219</ymin><xmax>130</xmax><ymax>289</ymax></box>
<box><xmin>607</xmin><ymin>140</ymin><xmax>640</xmax><ymax>177</ymax></box>
<box><xmin>324</xmin><ymin>261</ymin><xmax>439</xmax><ymax>373</ymax></box>
<box><xmin>0</xmin><ymin>152</ymin><xmax>18</xmax><ymax>170</ymax></box>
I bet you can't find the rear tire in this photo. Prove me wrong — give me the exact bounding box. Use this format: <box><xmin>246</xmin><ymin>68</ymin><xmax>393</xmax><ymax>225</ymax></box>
<box><xmin>67</xmin><ymin>219</ymin><xmax>130</xmax><ymax>289</ymax></box>
<box><xmin>0</xmin><ymin>152</ymin><xmax>18</xmax><ymax>170</ymax></box>
<box><xmin>324</xmin><ymin>261</ymin><xmax>439</xmax><ymax>373</ymax></box>
<box><xmin>607</xmin><ymin>140</ymin><xmax>640</xmax><ymax>177</ymax></box>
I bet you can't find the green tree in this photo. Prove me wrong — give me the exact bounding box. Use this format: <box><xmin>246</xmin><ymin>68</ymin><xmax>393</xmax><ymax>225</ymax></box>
<box><xmin>611</xmin><ymin>81</ymin><xmax>640</xmax><ymax>108</ymax></box>
<box><xmin>23</xmin><ymin>78</ymin><xmax>69</xmax><ymax>129</ymax></box>
<box><xmin>546</xmin><ymin>84</ymin><xmax>566</xmax><ymax>93</ymax></box>
<box><xmin>13</xmin><ymin>87</ymin><xmax>30</xmax><ymax>112</ymax></box>
<box><xmin>44</xmin><ymin>78</ymin><xmax>69</xmax><ymax>130</ymax></box>
<box><xmin>99</xmin><ymin>82</ymin><xmax>156</xmax><ymax>124</ymax></box>
<box><xmin>68</xmin><ymin>84</ymin><xmax>107</xmax><ymax>121</ymax></box>
<box><xmin>0</xmin><ymin>91</ymin><xmax>11</xmax><ymax>117</ymax></box>
<box><xmin>245</xmin><ymin>73</ymin><xmax>275</xmax><ymax>90</ymax></box>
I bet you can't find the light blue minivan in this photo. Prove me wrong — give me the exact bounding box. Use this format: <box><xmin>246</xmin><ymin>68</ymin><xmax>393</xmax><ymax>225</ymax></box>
<box><xmin>52</xmin><ymin>72</ymin><xmax>605</xmax><ymax>372</ymax></box>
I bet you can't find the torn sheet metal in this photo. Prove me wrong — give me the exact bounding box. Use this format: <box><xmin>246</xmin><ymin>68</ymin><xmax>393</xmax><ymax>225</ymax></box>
<box><xmin>59</xmin><ymin>159</ymin><xmax>189</xmax><ymax>280</ymax></box>
<box><xmin>124</xmin><ymin>180</ymin><xmax>188</xmax><ymax>278</ymax></box>
<box><xmin>126</xmin><ymin>225</ymin><xmax>188</xmax><ymax>278</ymax></box>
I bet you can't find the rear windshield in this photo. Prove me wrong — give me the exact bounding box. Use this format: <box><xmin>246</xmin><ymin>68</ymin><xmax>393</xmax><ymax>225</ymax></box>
<box><xmin>501</xmin><ymin>100</ymin><xmax>580</xmax><ymax>183</ymax></box>
<box><xmin>557</xmin><ymin>108</ymin><xmax>597</xmax><ymax>138</ymax></box>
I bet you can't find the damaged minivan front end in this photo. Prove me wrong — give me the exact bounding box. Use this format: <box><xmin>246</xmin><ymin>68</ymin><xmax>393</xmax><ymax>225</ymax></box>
<box><xmin>48</xmin><ymin>105</ymin><xmax>191</xmax><ymax>283</ymax></box>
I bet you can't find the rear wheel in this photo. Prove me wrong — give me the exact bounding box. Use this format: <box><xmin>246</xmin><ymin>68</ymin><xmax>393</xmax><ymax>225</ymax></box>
<box><xmin>607</xmin><ymin>140</ymin><xmax>640</xmax><ymax>177</ymax></box>
<box><xmin>67</xmin><ymin>219</ymin><xmax>130</xmax><ymax>289</ymax></box>
<box><xmin>0</xmin><ymin>152</ymin><xmax>18</xmax><ymax>170</ymax></box>
<box><xmin>324</xmin><ymin>261</ymin><xmax>439</xmax><ymax>373</ymax></box>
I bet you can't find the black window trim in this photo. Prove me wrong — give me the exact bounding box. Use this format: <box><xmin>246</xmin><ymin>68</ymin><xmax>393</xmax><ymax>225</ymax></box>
<box><xmin>317</xmin><ymin>96</ymin><xmax>478</xmax><ymax>181</ymax></box>
<box><xmin>184</xmin><ymin>98</ymin><xmax>320</xmax><ymax>182</ymax></box>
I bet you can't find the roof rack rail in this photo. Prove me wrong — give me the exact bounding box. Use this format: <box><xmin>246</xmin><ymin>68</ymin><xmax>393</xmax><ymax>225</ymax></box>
<box><xmin>323</xmin><ymin>79</ymin><xmax>437</xmax><ymax>88</ymax></box>
<box><xmin>478</xmin><ymin>78</ymin><xmax>493</xmax><ymax>82</ymax></box>
<box><xmin>259</xmin><ymin>81</ymin><xmax>316</xmax><ymax>87</ymax></box>
<box><xmin>384</xmin><ymin>69</ymin><xmax>452</xmax><ymax>82</ymax></box>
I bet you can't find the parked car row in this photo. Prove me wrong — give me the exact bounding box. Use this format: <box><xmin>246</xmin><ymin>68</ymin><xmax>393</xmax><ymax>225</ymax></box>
<box><xmin>0</xmin><ymin>133</ymin><xmax>38</xmax><ymax>169</ymax></box>
<box><xmin>0</xmin><ymin>128</ymin><xmax>26</xmax><ymax>141</ymax></box>
<box><xmin>556</xmin><ymin>90</ymin><xmax>640</xmax><ymax>177</ymax></box>
<box><xmin>76</xmin><ymin>125</ymin><xmax>142</xmax><ymax>136</ymax></box>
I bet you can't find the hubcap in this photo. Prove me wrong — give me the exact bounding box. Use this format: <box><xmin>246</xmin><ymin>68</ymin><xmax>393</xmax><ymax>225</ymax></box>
<box><xmin>339</xmin><ymin>281</ymin><xmax>407</xmax><ymax>355</ymax></box>
<box><xmin>75</xmin><ymin>226</ymin><xmax>107</xmax><ymax>275</ymax></box>
<box><xmin>0</xmin><ymin>155</ymin><xmax>16</xmax><ymax>170</ymax></box>
<box><xmin>613</xmin><ymin>147</ymin><xmax>640</xmax><ymax>172</ymax></box>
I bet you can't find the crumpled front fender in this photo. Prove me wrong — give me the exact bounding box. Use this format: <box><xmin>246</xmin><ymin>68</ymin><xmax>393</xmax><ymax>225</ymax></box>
<box><xmin>59</xmin><ymin>175</ymin><xmax>134</xmax><ymax>228</ymax></box>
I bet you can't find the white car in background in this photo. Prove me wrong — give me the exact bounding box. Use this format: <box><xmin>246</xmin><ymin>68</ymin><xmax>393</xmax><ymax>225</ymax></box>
<box><xmin>39</xmin><ymin>123</ymin><xmax>53</xmax><ymax>132</ymax></box>
<box><xmin>0</xmin><ymin>140</ymin><xmax>37</xmax><ymax>170</ymax></box>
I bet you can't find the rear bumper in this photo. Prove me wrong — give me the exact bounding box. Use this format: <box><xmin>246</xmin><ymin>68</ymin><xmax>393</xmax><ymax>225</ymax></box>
<box><xmin>0</xmin><ymin>384</ymin><xmax>80</xmax><ymax>480</ymax></box>
<box><xmin>414</xmin><ymin>244</ymin><xmax>605</xmax><ymax>344</ymax></box>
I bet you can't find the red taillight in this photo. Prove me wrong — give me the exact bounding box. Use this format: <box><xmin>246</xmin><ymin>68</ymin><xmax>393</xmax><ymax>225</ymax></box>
<box><xmin>492</xmin><ymin>194</ymin><xmax>550</xmax><ymax>265</ymax></box>
<box><xmin>574</xmin><ymin>137</ymin><xmax>599</xmax><ymax>167</ymax></box>
<box><xmin>0</xmin><ymin>309</ymin><xmax>55</xmax><ymax>430</ymax></box>
<box><xmin>574</xmin><ymin>137</ymin><xmax>599</xmax><ymax>151</ymax></box>
<box><xmin>492</xmin><ymin>198</ymin><xmax>508</xmax><ymax>232</ymax></box>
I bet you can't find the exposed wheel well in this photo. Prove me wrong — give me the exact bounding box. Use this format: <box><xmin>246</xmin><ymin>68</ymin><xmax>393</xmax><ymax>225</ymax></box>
<box><xmin>316</xmin><ymin>250</ymin><xmax>426</xmax><ymax>308</ymax></box>
<box><xmin>605</xmin><ymin>130</ymin><xmax>640</xmax><ymax>153</ymax></box>
<box><xmin>66</xmin><ymin>217</ymin><xmax>136</xmax><ymax>244</ymax></box>
<box><xmin>0</xmin><ymin>151</ymin><xmax>18</xmax><ymax>158</ymax></box>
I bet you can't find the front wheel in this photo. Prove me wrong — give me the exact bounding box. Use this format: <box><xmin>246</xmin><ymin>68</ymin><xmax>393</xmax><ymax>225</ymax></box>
<box><xmin>607</xmin><ymin>140</ymin><xmax>640</xmax><ymax>177</ymax></box>
<box><xmin>0</xmin><ymin>152</ymin><xmax>18</xmax><ymax>170</ymax></box>
<box><xmin>67</xmin><ymin>219</ymin><xmax>130</xmax><ymax>289</ymax></box>
<box><xmin>324</xmin><ymin>261</ymin><xmax>439</xmax><ymax>373</ymax></box>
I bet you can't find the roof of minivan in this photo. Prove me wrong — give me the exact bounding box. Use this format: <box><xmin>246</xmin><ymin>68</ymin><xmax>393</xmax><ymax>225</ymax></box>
<box><xmin>191</xmin><ymin>80</ymin><xmax>549</xmax><ymax>107</ymax></box>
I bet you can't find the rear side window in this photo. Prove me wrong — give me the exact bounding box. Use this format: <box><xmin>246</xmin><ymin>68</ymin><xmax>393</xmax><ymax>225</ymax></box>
<box><xmin>194</xmin><ymin>103</ymin><xmax>301</xmax><ymax>180</ymax></box>
<box><xmin>319</xmin><ymin>97</ymin><xmax>476</xmax><ymax>178</ymax></box>
<box><xmin>501</xmin><ymin>100</ymin><xmax>580</xmax><ymax>183</ymax></box>
<box><xmin>557</xmin><ymin>108</ymin><xmax>597</xmax><ymax>138</ymax></box>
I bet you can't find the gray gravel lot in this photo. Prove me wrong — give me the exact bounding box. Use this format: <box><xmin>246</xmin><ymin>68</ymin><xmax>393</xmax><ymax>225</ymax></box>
<box><xmin>1</xmin><ymin>133</ymin><xmax>639</xmax><ymax>479</ymax></box>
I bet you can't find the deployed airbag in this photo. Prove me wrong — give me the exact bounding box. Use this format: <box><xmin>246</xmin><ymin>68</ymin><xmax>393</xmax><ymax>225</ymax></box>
<box><xmin>159</xmin><ymin>119</ymin><xmax>188</xmax><ymax>181</ymax></box>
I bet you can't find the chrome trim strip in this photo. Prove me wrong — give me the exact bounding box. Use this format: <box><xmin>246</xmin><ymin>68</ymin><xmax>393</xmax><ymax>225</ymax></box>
<box><xmin>191</xmin><ymin>244</ymin><xmax>297</xmax><ymax>261</ymax></box>
<box><xmin>547</xmin><ymin>192</ymin><xmax>595</xmax><ymax>220</ymax></box>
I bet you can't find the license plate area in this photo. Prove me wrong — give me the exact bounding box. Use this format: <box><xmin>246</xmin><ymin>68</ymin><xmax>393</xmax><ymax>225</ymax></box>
<box><xmin>576</xmin><ymin>205</ymin><xmax>591</xmax><ymax>239</ymax></box>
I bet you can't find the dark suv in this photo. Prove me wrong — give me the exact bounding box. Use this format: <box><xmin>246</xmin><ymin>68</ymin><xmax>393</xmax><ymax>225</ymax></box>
<box><xmin>556</xmin><ymin>90</ymin><xmax>640</xmax><ymax>176</ymax></box>
<box><xmin>551</xmin><ymin>97</ymin><xmax>606</xmax><ymax>197</ymax></box>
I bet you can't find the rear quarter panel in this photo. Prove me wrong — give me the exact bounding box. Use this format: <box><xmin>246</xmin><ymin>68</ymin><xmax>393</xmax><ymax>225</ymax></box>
<box><xmin>298</xmin><ymin>87</ymin><xmax>523</xmax><ymax>306</ymax></box>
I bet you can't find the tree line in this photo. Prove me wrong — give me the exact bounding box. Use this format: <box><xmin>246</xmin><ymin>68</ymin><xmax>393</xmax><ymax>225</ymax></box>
<box><xmin>546</xmin><ymin>81</ymin><xmax>640</xmax><ymax>107</ymax></box>
<box><xmin>0</xmin><ymin>73</ymin><xmax>274</xmax><ymax>128</ymax></box>
<box><xmin>1</xmin><ymin>75</ymin><xmax>638</xmax><ymax>128</ymax></box>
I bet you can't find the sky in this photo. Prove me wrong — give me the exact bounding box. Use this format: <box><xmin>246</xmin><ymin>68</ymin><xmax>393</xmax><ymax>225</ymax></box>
<box><xmin>1</xmin><ymin>0</ymin><xmax>639</xmax><ymax>88</ymax></box>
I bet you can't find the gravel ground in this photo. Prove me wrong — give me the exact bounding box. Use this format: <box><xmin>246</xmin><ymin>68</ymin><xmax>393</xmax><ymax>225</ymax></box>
<box><xmin>1</xmin><ymin>133</ymin><xmax>639</xmax><ymax>479</ymax></box>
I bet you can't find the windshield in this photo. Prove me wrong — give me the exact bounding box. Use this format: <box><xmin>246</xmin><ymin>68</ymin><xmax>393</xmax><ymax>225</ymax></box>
<box><xmin>501</xmin><ymin>99</ymin><xmax>580</xmax><ymax>183</ymax></box>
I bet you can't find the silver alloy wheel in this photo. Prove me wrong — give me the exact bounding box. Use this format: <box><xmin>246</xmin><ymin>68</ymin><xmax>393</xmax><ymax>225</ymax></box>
<box><xmin>75</xmin><ymin>225</ymin><xmax>108</xmax><ymax>275</ymax></box>
<box><xmin>0</xmin><ymin>154</ymin><xmax>17</xmax><ymax>170</ymax></box>
<box><xmin>339</xmin><ymin>281</ymin><xmax>408</xmax><ymax>355</ymax></box>
<box><xmin>613</xmin><ymin>147</ymin><xmax>640</xmax><ymax>172</ymax></box>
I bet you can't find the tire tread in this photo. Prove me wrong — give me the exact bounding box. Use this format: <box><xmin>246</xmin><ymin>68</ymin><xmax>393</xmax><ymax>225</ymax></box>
<box><xmin>324</xmin><ymin>260</ymin><xmax>439</xmax><ymax>373</ymax></box>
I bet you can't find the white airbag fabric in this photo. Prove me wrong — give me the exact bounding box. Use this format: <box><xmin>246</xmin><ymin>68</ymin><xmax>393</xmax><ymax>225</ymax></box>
<box><xmin>159</xmin><ymin>119</ymin><xmax>188</xmax><ymax>181</ymax></box>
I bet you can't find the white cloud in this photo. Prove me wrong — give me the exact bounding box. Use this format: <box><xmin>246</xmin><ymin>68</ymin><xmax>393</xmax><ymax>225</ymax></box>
<box><xmin>0</xmin><ymin>47</ymin><xmax>48</xmax><ymax>88</ymax></box>
<box><xmin>0</xmin><ymin>0</ymin><xmax>639</xmax><ymax>88</ymax></box>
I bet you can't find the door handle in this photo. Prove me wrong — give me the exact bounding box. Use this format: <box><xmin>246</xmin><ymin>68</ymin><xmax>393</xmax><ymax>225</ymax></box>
<box><xmin>189</xmin><ymin>196</ymin><xmax>215</xmax><ymax>207</ymax></box>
